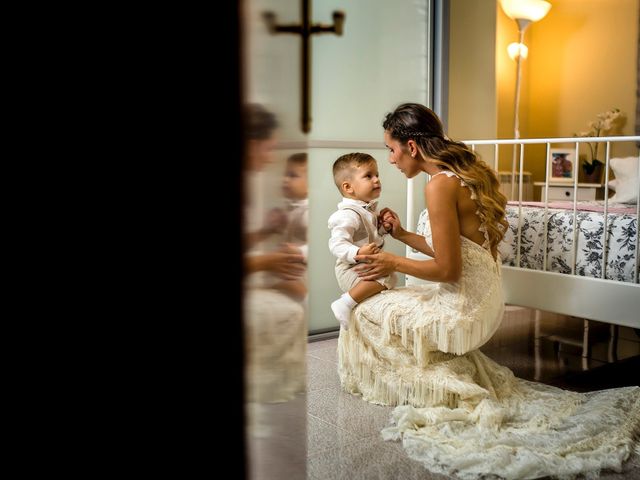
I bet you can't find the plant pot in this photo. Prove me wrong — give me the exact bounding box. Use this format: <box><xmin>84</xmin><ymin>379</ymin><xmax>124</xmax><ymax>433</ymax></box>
<box><xmin>581</xmin><ymin>159</ymin><xmax>603</xmax><ymax>183</ymax></box>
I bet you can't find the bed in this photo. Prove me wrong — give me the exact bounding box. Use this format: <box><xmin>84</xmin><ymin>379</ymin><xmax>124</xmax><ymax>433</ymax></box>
<box><xmin>405</xmin><ymin>136</ymin><xmax>640</xmax><ymax>330</ymax></box>
<box><xmin>501</xmin><ymin>200</ymin><xmax>637</xmax><ymax>283</ymax></box>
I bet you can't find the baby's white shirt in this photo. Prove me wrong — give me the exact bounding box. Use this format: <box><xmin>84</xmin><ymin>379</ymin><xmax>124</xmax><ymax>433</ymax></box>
<box><xmin>327</xmin><ymin>197</ymin><xmax>387</xmax><ymax>264</ymax></box>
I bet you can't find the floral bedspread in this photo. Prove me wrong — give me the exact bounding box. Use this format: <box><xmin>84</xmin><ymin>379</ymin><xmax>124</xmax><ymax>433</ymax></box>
<box><xmin>416</xmin><ymin>205</ymin><xmax>638</xmax><ymax>283</ymax></box>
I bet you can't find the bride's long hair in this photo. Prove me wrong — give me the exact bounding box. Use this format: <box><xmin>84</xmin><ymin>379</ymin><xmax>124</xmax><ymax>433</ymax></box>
<box><xmin>383</xmin><ymin>103</ymin><xmax>508</xmax><ymax>251</ymax></box>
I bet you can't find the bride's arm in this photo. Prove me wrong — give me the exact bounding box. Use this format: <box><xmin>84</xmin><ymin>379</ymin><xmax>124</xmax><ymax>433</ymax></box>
<box><xmin>357</xmin><ymin>178</ymin><xmax>462</xmax><ymax>282</ymax></box>
<box><xmin>380</xmin><ymin>208</ymin><xmax>434</xmax><ymax>257</ymax></box>
<box><xmin>394</xmin><ymin>229</ymin><xmax>435</xmax><ymax>257</ymax></box>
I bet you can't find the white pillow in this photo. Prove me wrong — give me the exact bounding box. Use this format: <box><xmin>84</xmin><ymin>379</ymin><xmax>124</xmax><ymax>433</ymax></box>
<box><xmin>608</xmin><ymin>156</ymin><xmax>639</xmax><ymax>204</ymax></box>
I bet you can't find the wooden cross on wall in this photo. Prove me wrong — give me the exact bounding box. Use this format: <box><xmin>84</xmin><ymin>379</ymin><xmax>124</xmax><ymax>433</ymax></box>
<box><xmin>263</xmin><ymin>1</ymin><xmax>345</xmax><ymax>134</ymax></box>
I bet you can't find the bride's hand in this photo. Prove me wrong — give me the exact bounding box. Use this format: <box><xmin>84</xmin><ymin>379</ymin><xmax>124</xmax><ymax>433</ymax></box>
<box><xmin>379</xmin><ymin>208</ymin><xmax>404</xmax><ymax>238</ymax></box>
<box><xmin>353</xmin><ymin>251</ymin><xmax>397</xmax><ymax>281</ymax></box>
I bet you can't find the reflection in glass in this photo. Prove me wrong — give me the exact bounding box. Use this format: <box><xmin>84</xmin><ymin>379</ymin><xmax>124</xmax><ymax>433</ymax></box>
<box><xmin>243</xmin><ymin>104</ymin><xmax>307</xmax><ymax>480</ymax></box>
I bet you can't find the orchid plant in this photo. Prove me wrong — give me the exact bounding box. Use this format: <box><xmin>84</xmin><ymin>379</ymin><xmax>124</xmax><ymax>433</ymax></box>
<box><xmin>574</xmin><ymin>108</ymin><xmax>624</xmax><ymax>172</ymax></box>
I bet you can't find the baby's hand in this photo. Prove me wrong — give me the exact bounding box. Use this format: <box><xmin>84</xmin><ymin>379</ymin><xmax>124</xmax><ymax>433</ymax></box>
<box><xmin>382</xmin><ymin>211</ymin><xmax>395</xmax><ymax>223</ymax></box>
<box><xmin>357</xmin><ymin>242</ymin><xmax>380</xmax><ymax>256</ymax></box>
<box><xmin>377</xmin><ymin>218</ymin><xmax>390</xmax><ymax>232</ymax></box>
<box><xmin>379</xmin><ymin>208</ymin><xmax>402</xmax><ymax>237</ymax></box>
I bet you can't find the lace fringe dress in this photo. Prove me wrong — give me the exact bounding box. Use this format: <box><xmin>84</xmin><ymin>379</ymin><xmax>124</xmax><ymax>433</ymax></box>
<box><xmin>337</xmin><ymin>171</ymin><xmax>640</xmax><ymax>479</ymax></box>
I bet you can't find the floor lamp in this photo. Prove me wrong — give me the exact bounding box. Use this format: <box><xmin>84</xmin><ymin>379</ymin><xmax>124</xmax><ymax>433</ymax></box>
<box><xmin>500</xmin><ymin>0</ymin><xmax>551</xmax><ymax>199</ymax></box>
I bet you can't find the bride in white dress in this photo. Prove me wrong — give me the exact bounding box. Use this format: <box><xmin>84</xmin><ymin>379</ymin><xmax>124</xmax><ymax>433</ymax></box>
<box><xmin>338</xmin><ymin>103</ymin><xmax>639</xmax><ymax>479</ymax></box>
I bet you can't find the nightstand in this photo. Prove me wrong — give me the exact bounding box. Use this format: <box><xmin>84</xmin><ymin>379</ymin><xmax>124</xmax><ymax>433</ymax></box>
<box><xmin>533</xmin><ymin>182</ymin><xmax>603</xmax><ymax>201</ymax></box>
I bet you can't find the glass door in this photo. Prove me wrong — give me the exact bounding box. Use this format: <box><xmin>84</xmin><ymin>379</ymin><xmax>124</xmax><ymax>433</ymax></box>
<box><xmin>242</xmin><ymin>1</ymin><xmax>308</xmax><ymax>479</ymax></box>
<box><xmin>307</xmin><ymin>0</ymin><xmax>433</xmax><ymax>333</ymax></box>
<box><xmin>242</xmin><ymin>0</ymin><xmax>435</xmax><ymax>475</ymax></box>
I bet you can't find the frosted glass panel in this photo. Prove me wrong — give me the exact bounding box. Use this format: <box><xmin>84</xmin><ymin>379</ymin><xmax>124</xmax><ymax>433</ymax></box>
<box><xmin>307</xmin><ymin>0</ymin><xmax>430</xmax><ymax>333</ymax></box>
<box><xmin>311</xmin><ymin>0</ymin><xmax>429</xmax><ymax>140</ymax></box>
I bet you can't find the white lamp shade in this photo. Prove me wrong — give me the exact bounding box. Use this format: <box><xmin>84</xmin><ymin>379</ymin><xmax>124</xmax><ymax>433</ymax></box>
<box><xmin>507</xmin><ymin>42</ymin><xmax>529</xmax><ymax>60</ymax></box>
<box><xmin>500</xmin><ymin>0</ymin><xmax>551</xmax><ymax>22</ymax></box>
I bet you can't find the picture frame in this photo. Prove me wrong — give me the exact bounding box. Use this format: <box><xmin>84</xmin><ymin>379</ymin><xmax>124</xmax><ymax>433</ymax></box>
<box><xmin>548</xmin><ymin>148</ymin><xmax>575</xmax><ymax>183</ymax></box>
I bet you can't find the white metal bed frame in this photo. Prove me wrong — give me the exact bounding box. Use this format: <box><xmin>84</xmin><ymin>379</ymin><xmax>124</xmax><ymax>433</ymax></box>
<box><xmin>405</xmin><ymin>136</ymin><xmax>640</xmax><ymax>330</ymax></box>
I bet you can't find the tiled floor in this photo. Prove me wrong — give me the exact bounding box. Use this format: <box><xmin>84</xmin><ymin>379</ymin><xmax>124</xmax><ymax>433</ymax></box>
<box><xmin>307</xmin><ymin>308</ymin><xmax>640</xmax><ymax>479</ymax></box>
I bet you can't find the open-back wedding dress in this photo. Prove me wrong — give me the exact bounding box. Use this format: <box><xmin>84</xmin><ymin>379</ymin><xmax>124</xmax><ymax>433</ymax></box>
<box><xmin>338</xmin><ymin>171</ymin><xmax>639</xmax><ymax>479</ymax></box>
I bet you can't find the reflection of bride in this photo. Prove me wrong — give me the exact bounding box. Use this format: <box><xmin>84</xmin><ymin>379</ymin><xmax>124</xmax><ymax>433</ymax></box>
<box><xmin>243</xmin><ymin>104</ymin><xmax>307</xmax><ymax>405</ymax></box>
<box><xmin>339</xmin><ymin>104</ymin><xmax>639</xmax><ymax>479</ymax></box>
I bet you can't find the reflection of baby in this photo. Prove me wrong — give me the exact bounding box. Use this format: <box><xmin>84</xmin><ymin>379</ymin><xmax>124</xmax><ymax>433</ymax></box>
<box><xmin>280</xmin><ymin>153</ymin><xmax>308</xmax><ymax>256</ymax></box>
<box><xmin>263</xmin><ymin>153</ymin><xmax>308</xmax><ymax>301</ymax></box>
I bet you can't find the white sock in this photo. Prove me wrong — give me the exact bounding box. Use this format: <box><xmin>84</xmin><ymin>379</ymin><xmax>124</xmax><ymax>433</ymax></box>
<box><xmin>331</xmin><ymin>293</ymin><xmax>357</xmax><ymax>330</ymax></box>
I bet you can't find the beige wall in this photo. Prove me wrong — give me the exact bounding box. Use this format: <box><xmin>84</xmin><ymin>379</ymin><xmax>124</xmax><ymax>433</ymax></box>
<box><xmin>448</xmin><ymin>0</ymin><xmax>498</xmax><ymax>141</ymax></box>
<box><xmin>495</xmin><ymin>0</ymin><xmax>639</xmax><ymax>182</ymax></box>
<box><xmin>448</xmin><ymin>1</ymin><xmax>638</xmax><ymax>180</ymax></box>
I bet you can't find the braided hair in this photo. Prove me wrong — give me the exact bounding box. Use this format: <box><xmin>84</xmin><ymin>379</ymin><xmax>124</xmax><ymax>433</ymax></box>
<box><xmin>383</xmin><ymin>103</ymin><xmax>508</xmax><ymax>251</ymax></box>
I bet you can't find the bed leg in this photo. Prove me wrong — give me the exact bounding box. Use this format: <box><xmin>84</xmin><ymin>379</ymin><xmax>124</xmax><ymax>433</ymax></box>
<box><xmin>581</xmin><ymin>319</ymin><xmax>591</xmax><ymax>371</ymax></box>
<box><xmin>581</xmin><ymin>319</ymin><xmax>590</xmax><ymax>358</ymax></box>
<box><xmin>608</xmin><ymin>324</ymin><xmax>619</xmax><ymax>363</ymax></box>
<box><xmin>534</xmin><ymin>309</ymin><xmax>542</xmax><ymax>381</ymax></box>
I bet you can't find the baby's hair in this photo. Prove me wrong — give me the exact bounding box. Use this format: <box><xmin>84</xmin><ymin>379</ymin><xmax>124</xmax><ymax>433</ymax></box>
<box><xmin>332</xmin><ymin>152</ymin><xmax>376</xmax><ymax>193</ymax></box>
<box><xmin>287</xmin><ymin>152</ymin><xmax>307</xmax><ymax>166</ymax></box>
